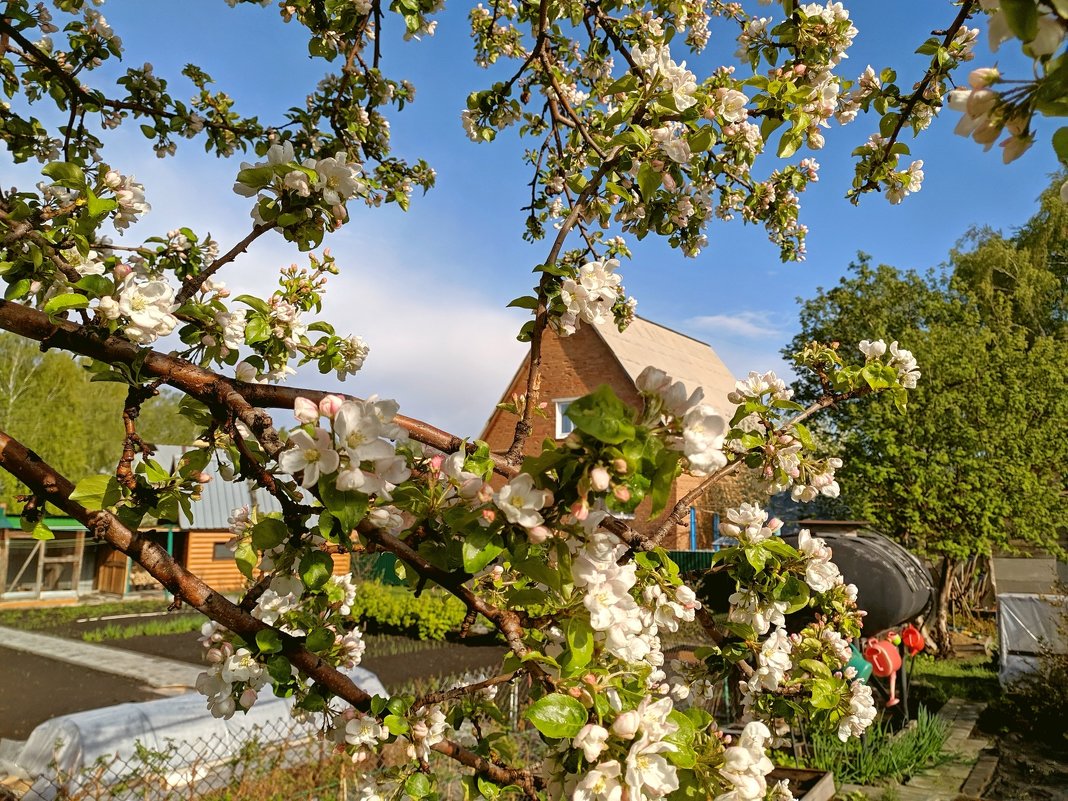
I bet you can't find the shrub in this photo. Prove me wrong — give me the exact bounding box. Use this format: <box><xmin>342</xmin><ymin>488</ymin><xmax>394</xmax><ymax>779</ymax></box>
<box><xmin>350</xmin><ymin>580</ymin><xmax>467</xmax><ymax>640</ymax></box>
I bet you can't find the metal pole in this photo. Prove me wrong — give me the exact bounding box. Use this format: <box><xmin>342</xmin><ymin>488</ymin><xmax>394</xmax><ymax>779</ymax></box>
<box><xmin>689</xmin><ymin>507</ymin><xmax>697</xmax><ymax>551</ymax></box>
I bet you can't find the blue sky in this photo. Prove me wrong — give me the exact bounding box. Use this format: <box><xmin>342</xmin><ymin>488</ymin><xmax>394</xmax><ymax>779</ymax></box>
<box><xmin>5</xmin><ymin>1</ymin><xmax>1061</xmax><ymax>436</ymax></box>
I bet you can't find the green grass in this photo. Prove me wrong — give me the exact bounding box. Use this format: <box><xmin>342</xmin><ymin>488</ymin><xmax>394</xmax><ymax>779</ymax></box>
<box><xmin>909</xmin><ymin>654</ymin><xmax>1001</xmax><ymax>705</ymax></box>
<box><xmin>0</xmin><ymin>599</ymin><xmax>173</xmax><ymax>631</ymax></box>
<box><xmin>80</xmin><ymin>614</ymin><xmax>206</xmax><ymax>641</ymax></box>
<box><xmin>785</xmin><ymin>706</ymin><xmax>951</xmax><ymax>786</ymax></box>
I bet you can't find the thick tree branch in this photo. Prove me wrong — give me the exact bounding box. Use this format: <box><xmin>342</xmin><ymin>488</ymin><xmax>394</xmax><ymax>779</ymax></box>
<box><xmin>0</xmin><ymin>429</ymin><xmax>540</xmax><ymax>796</ymax></box>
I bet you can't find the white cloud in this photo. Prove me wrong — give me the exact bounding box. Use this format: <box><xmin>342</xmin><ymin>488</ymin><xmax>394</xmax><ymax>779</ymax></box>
<box><xmin>686</xmin><ymin>310</ymin><xmax>783</xmax><ymax>339</ymax></box>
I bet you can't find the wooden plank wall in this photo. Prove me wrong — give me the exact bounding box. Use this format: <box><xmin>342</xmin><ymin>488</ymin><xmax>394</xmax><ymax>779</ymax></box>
<box><xmin>185</xmin><ymin>531</ymin><xmax>351</xmax><ymax>591</ymax></box>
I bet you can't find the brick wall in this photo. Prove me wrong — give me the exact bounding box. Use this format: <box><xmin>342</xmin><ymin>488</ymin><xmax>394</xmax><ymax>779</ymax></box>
<box><xmin>481</xmin><ymin>326</ymin><xmax>691</xmax><ymax>548</ymax></box>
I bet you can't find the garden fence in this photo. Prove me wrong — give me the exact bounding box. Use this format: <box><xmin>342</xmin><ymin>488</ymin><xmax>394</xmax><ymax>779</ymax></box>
<box><xmin>19</xmin><ymin>717</ymin><xmax>350</xmax><ymax>801</ymax></box>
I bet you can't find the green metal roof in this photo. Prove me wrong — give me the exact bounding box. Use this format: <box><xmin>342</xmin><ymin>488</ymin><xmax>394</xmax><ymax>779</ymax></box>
<box><xmin>0</xmin><ymin>511</ymin><xmax>86</xmax><ymax>531</ymax></box>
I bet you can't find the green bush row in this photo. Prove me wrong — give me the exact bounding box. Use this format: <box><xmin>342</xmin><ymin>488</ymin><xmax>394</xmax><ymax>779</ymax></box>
<box><xmin>350</xmin><ymin>580</ymin><xmax>466</xmax><ymax>641</ymax></box>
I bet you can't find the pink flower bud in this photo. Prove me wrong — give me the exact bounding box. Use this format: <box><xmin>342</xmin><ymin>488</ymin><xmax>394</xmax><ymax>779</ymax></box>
<box><xmin>112</xmin><ymin>263</ymin><xmax>132</xmax><ymax>280</ymax></box>
<box><xmin>206</xmin><ymin>647</ymin><xmax>223</xmax><ymax>663</ymax></box>
<box><xmin>318</xmin><ymin>394</ymin><xmax>344</xmax><ymax>418</ymax></box>
<box><xmin>527</xmin><ymin>525</ymin><xmax>552</xmax><ymax>544</ymax></box>
<box><xmin>590</xmin><ymin>466</ymin><xmax>611</xmax><ymax>492</ymax></box>
<box><xmin>219</xmin><ymin>642</ymin><xmax>234</xmax><ymax>658</ymax></box>
<box><xmin>294</xmin><ymin>396</ymin><xmax>319</xmax><ymax>424</ymax></box>
<box><xmin>612</xmin><ymin>710</ymin><xmax>640</xmax><ymax>739</ymax></box>
<box><xmin>570</xmin><ymin>500</ymin><xmax>590</xmax><ymax>521</ymax></box>
<box><xmin>612</xmin><ymin>485</ymin><xmax>631</xmax><ymax>503</ymax></box>
<box><xmin>430</xmin><ymin>454</ymin><xmax>445</xmax><ymax>471</ymax></box>
<box><xmin>490</xmin><ymin>565</ymin><xmax>504</xmax><ymax>579</ymax></box>
<box><xmin>196</xmin><ymin>472</ymin><xmax>212</xmax><ymax>484</ymax></box>
<box><xmin>239</xmin><ymin>688</ymin><xmax>258</xmax><ymax>709</ymax></box>
<box><xmin>568</xmin><ymin>686</ymin><xmax>584</xmax><ymax>698</ymax></box>
<box><xmin>612</xmin><ymin>459</ymin><xmax>628</xmax><ymax>474</ymax></box>
<box><xmin>481</xmin><ymin>509</ymin><xmax>497</xmax><ymax>524</ymax></box>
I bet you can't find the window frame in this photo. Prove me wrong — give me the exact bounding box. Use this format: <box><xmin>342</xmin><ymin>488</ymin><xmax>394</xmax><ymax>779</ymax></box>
<box><xmin>554</xmin><ymin>397</ymin><xmax>580</xmax><ymax>439</ymax></box>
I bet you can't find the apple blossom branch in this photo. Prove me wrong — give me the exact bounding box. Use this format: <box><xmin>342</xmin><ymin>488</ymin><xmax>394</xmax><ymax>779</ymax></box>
<box><xmin>175</xmin><ymin>222</ymin><xmax>275</xmax><ymax>304</ymax></box>
<box><xmin>648</xmin><ymin>386</ymin><xmax>875</xmax><ymax>545</ymax></box>
<box><xmin>855</xmin><ymin>0</ymin><xmax>977</xmax><ymax>195</ymax></box>
<box><xmin>0</xmin><ymin>428</ymin><xmax>541</xmax><ymax>797</ymax></box>
<box><xmin>0</xmin><ymin>20</ymin><xmax>263</xmax><ymax>142</ymax></box>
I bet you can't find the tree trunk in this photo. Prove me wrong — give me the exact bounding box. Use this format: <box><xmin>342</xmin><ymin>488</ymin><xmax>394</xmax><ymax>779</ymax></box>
<box><xmin>931</xmin><ymin>556</ymin><xmax>957</xmax><ymax>657</ymax></box>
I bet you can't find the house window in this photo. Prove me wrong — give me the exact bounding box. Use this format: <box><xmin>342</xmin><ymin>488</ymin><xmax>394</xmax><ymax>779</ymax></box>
<box><xmin>213</xmin><ymin>542</ymin><xmax>232</xmax><ymax>560</ymax></box>
<box><xmin>555</xmin><ymin>398</ymin><xmax>578</xmax><ymax>439</ymax></box>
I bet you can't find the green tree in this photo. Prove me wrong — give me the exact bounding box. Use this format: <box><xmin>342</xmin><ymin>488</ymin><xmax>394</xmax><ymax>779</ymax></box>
<box><xmin>788</xmin><ymin>184</ymin><xmax>1068</xmax><ymax>655</ymax></box>
<box><xmin>0</xmin><ymin>333</ymin><xmax>199</xmax><ymax>510</ymax></box>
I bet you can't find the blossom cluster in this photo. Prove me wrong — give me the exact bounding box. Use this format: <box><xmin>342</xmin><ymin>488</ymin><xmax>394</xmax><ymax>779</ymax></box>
<box><xmin>278</xmin><ymin>394</ymin><xmax>410</xmax><ymax>495</ymax></box>
<box><xmin>636</xmin><ymin>366</ymin><xmax>729</xmax><ymax>476</ymax></box>
<box><xmin>553</xmin><ymin>258</ymin><xmax>635</xmax><ymax>337</ymax></box>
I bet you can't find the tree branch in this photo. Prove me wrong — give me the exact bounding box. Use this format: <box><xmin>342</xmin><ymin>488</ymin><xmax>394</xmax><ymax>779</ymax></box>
<box><xmin>0</xmin><ymin>428</ymin><xmax>540</xmax><ymax>797</ymax></box>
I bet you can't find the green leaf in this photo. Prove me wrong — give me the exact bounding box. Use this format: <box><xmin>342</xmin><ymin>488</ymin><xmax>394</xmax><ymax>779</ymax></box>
<box><xmin>560</xmin><ymin>617</ymin><xmax>594</xmax><ymax>672</ymax></box>
<box><xmin>524</xmin><ymin>693</ymin><xmax>588</xmax><ymax>739</ymax></box>
<box><xmin>299</xmin><ymin>550</ymin><xmax>334</xmax><ymax>591</ymax></box>
<box><xmin>85</xmin><ymin>187</ymin><xmax>117</xmax><ymax>218</ymax></box>
<box><xmin>305</xmin><ymin>627</ymin><xmax>334</xmax><ymax>653</ymax></box>
<box><xmin>75</xmin><ymin>274</ymin><xmax>113</xmax><ymax>297</ymax></box>
<box><xmin>462</xmin><ymin>527</ymin><xmax>504</xmax><ymax>574</ymax></box>
<box><xmin>28</xmin><ymin>520</ymin><xmax>54</xmax><ymax>541</ymax></box>
<box><xmin>506</xmin><ymin>295</ymin><xmax>540</xmax><ymax>310</ymax></box>
<box><xmin>251</xmin><ymin>517</ymin><xmax>289</xmax><ymax>551</ymax></box>
<box><xmin>565</xmin><ymin>385</ymin><xmax>636</xmax><ymax>444</ymax></box>
<box><xmin>810</xmin><ymin>677</ymin><xmax>842</xmax><ymax>710</ymax></box>
<box><xmin>244</xmin><ymin>316</ymin><xmax>271</xmax><ymax>344</ymax></box>
<box><xmin>1000</xmin><ymin>0</ymin><xmax>1039</xmax><ymax>42</ymax></box>
<box><xmin>255</xmin><ymin>628</ymin><xmax>283</xmax><ymax>654</ymax></box>
<box><xmin>69</xmin><ymin>474</ymin><xmax>120</xmax><ymax>511</ymax></box>
<box><xmin>235</xmin><ymin>541</ymin><xmax>258</xmax><ymax>579</ymax></box>
<box><xmin>777</xmin><ymin>131</ymin><xmax>801</xmax><ymax>159</ymax></box>
<box><xmin>404</xmin><ymin>774</ymin><xmax>431</xmax><ymax>799</ymax></box>
<box><xmin>41</xmin><ymin>161</ymin><xmax>85</xmax><ymax>186</ymax></box>
<box><xmin>1053</xmin><ymin>126</ymin><xmax>1068</xmax><ymax>163</ymax></box>
<box><xmin>43</xmin><ymin>293</ymin><xmax>89</xmax><ymax>317</ymax></box>
<box><xmin>317</xmin><ymin>475</ymin><xmax>369</xmax><ymax>533</ymax></box>
<box><xmin>637</xmin><ymin>161</ymin><xmax>662</xmax><ymax>199</ymax></box>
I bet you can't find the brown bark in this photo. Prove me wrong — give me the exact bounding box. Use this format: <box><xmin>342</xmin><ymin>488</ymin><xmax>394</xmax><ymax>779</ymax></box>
<box><xmin>0</xmin><ymin>429</ymin><xmax>540</xmax><ymax>796</ymax></box>
<box><xmin>931</xmin><ymin>556</ymin><xmax>958</xmax><ymax>657</ymax></box>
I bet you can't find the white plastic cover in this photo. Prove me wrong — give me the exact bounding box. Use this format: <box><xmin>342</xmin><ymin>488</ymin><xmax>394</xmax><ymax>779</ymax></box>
<box><xmin>997</xmin><ymin>592</ymin><xmax>1068</xmax><ymax>687</ymax></box>
<box><xmin>15</xmin><ymin>666</ymin><xmax>386</xmax><ymax>800</ymax></box>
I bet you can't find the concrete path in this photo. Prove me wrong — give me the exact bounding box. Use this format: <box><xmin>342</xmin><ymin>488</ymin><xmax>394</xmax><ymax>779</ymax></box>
<box><xmin>0</xmin><ymin>626</ymin><xmax>201</xmax><ymax>691</ymax></box>
<box><xmin>840</xmin><ymin>698</ymin><xmax>995</xmax><ymax>801</ymax></box>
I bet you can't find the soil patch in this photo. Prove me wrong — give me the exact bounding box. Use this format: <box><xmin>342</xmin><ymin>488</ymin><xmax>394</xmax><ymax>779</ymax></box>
<box><xmin>101</xmin><ymin>631</ymin><xmax>507</xmax><ymax>692</ymax></box>
<box><xmin>983</xmin><ymin>733</ymin><xmax>1068</xmax><ymax>801</ymax></box>
<box><xmin>0</xmin><ymin>646</ymin><xmax>160</xmax><ymax>740</ymax></box>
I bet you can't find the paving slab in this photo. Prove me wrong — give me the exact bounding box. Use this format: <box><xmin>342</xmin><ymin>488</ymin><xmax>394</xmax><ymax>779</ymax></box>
<box><xmin>0</xmin><ymin>626</ymin><xmax>200</xmax><ymax>690</ymax></box>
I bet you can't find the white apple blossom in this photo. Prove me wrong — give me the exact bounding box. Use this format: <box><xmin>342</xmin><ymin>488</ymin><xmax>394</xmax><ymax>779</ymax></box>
<box><xmin>797</xmin><ymin>529</ymin><xmax>843</xmax><ymax>592</ymax></box>
<box><xmin>754</xmin><ymin>627</ymin><xmax>793</xmax><ymax>691</ymax></box>
<box><xmin>625</xmin><ymin>736</ymin><xmax>678</xmax><ymax>799</ymax></box>
<box><xmin>889</xmin><ymin>340</ymin><xmax>921</xmax><ymax>387</ymax></box>
<box><xmin>678</xmin><ymin>403</ymin><xmax>729</xmax><ymax>476</ymax></box>
<box><xmin>115</xmin><ymin>277</ymin><xmax>179</xmax><ymax>344</ymax></box>
<box><xmin>575</xmin><ymin>760</ymin><xmax>624</xmax><ymax>801</ymax></box>
<box><xmin>858</xmin><ymin>339</ymin><xmax>887</xmax><ymax>359</ymax></box>
<box><xmin>495</xmin><ymin>473</ymin><xmax>551</xmax><ymax>528</ymax></box>
<box><xmin>278</xmin><ymin>427</ymin><xmax>340</xmax><ymax>488</ymax></box>
<box><xmin>574</xmin><ymin>723</ymin><xmax>610</xmax><ymax>761</ymax></box>
<box><xmin>729</xmin><ymin>589</ymin><xmax>788</xmax><ymax>635</ymax></box>
<box><xmin>721</xmin><ymin>503</ymin><xmax>781</xmax><ymax>544</ymax></box>
<box><xmin>837</xmin><ymin>680</ymin><xmax>877</xmax><ymax>740</ymax></box>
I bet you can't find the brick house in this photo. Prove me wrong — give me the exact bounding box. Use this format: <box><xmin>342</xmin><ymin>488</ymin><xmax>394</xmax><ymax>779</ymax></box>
<box><xmin>480</xmin><ymin>317</ymin><xmax>737</xmax><ymax>549</ymax></box>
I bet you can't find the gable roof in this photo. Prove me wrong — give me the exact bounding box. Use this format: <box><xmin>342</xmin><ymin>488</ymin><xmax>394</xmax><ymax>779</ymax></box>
<box><xmin>150</xmin><ymin>445</ymin><xmax>283</xmax><ymax>530</ymax></box>
<box><xmin>595</xmin><ymin>317</ymin><xmax>737</xmax><ymax>412</ymax></box>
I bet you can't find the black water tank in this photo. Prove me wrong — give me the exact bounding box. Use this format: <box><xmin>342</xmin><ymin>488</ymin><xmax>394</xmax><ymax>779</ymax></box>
<box><xmin>782</xmin><ymin>529</ymin><xmax>934</xmax><ymax>634</ymax></box>
<box><xmin>695</xmin><ymin>530</ymin><xmax>933</xmax><ymax>635</ymax></box>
